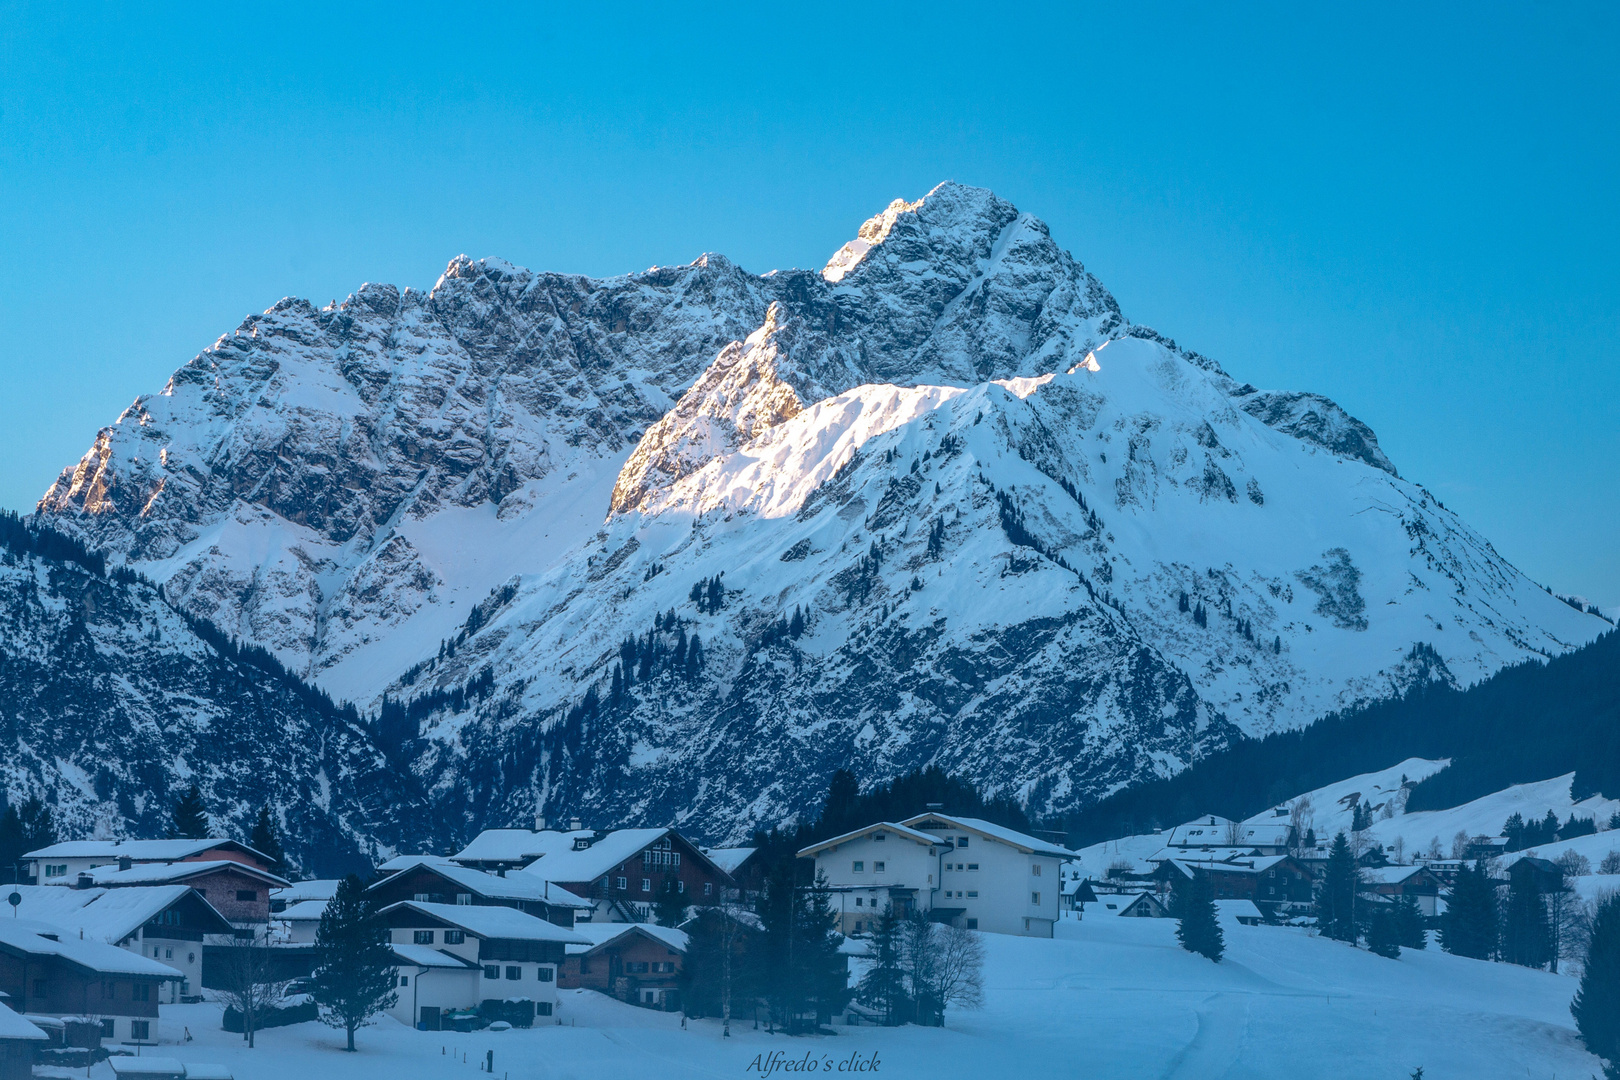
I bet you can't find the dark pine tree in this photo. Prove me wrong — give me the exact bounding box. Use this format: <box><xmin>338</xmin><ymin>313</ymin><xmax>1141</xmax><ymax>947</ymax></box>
<box><xmin>1395</xmin><ymin>895</ymin><xmax>1428</xmax><ymax>950</ymax></box>
<box><xmin>248</xmin><ymin>805</ymin><xmax>286</xmax><ymax>869</ymax></box>
<box><xmin>654</xmin><ymin>879</ymin><xmax>687</xmax><ymax>927</ymax></box>
<box><xmin>856</xmin><ymin>904</ymin><xmax>910</xmax><ymax>1025</ymax></box>
<box><xmin>1174</xmin><ymin>874</ymin><xmax>1224</xmax><ymax>963</ymax></box>
<box><xmin>171</xmin><ymin>784</ymin><xmax>211</xmax><ymax>840</ymax></box>
<box><xmin>1503</xmin><ymin>872</ymin><xmax>1550</xmax><ymax>969</ymax></box>
<box><xmin>1317</xmin><ymin>832</ymin><xmax>1360</xmax><ymax>943</ymax></box>
<box><xmin>1440</xmin><ymin>860</ymin><xmax>1498</xmax><ymax>960</ymax></box>
<box><xmin>311</xmin><ymin>875</ymin><xmax>398</xmax><ymax>1051</ymax></box>
<box><xmin>1572</xmin><ymin>893</ymin><xmax>1620</xmax><ymax>1079</ymax></box>
<box><xmin>1367</xmin><ymin>907</ymin><xmax>1401</xmax><ymax>959</ymax></box>
<box><xmin>818</xmin><ymin>770</ymin><xmax>861</xmax><ymax>838</ymax></box>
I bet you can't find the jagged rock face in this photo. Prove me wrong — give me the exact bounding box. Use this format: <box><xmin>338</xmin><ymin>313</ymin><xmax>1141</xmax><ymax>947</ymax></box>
<box><xmin>0</xmin><ymin>543</ymin><xmax>434</xmax><ymax>872</ymax></box>
<box><xmin>29</xmin><ymin>181</ymin><xmax>1609</xmax><ymax>845</ymax></box>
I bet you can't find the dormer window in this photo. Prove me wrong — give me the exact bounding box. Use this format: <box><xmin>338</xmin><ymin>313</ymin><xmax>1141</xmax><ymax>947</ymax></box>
<box><xmin>573</xmin><ymin>837</ymin><xmax>592</xmax><ymax>851</ymax></box>
<box><xmin>957</xmin><ymin>836</ymin><xmax>969</xmax><ymax>848</ymax></box>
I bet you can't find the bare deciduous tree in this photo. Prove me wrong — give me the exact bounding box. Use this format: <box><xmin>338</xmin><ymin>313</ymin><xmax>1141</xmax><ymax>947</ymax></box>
<box><xmin>214</xmin><ymin>930</ymin><xmax>294</xmax><ymax>1049</ymax></box>
<box><xmin>930</xmin><ymin>923</ymin><xmax>985</xmax><ymax>1016</ymax></box>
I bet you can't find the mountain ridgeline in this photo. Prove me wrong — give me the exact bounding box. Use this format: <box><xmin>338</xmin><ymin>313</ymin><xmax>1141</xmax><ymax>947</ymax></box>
<box><xmin>17</xmin><ymin>182</ymin><xmax>1610</xmax><ymax>852</ymax></box>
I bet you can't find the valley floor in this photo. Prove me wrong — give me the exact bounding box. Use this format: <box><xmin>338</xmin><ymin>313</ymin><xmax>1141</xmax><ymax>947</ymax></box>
<box><xmin>99</xmin><ymin>915</ymin><xmax>1597</xmax><ymax>1080</ymax></box>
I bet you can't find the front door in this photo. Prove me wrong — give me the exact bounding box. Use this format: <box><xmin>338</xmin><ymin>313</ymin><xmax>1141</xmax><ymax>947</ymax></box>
<box><xmin>420</xmin><ymin>1006</ymin><xmax>441</xmax><ymax>1031</ymax></box>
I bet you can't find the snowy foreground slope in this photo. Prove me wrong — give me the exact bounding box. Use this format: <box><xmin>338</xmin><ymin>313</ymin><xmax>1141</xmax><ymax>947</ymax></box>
<box><xmin>33</xmin><ymin>182</ymin><xmax>1606</xmax><ymax>839</ymax></box>
<box><xmin>111</xmin><ymin>917</ymin><xmax>1600</xmax><ymax>1080</ymax></box>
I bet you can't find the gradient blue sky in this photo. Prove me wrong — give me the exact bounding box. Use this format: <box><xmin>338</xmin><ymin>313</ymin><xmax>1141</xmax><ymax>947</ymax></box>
<box><xmin>1</xmin><ymin>3</ymin><xmax>1615</xmax><ymax>604</ymax></box>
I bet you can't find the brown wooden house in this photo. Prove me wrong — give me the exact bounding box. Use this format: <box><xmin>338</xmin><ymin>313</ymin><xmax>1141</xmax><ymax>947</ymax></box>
<box><xmin>558</xmin><ymin>923</ymin><xmax>689</xmax><ymax>1010</ymax></box>
<box><xmin>367</xmin><ymin>859</ymin><xmax>592</xmax><ymax>928</ymax></box>
<box><xmin>0</xmin><ymin>922</ymin><xmax>177</xmax><ymax>1043</ymax></box>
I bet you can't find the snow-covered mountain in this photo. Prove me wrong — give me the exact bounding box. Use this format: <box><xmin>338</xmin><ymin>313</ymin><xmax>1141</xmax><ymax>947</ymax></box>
<box><xmin>33</xmin><ymin>182</ymin><xmax>1607</xmax><ymax>841</ymax></box>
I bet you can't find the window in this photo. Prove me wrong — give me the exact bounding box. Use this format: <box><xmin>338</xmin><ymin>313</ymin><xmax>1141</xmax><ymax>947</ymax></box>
<box><xmin>45</xmin><ymin>863</ymin><xmax>67</xmax><ymax>878</ymax></box>
<box><xmin>536</xmin><ymin>1002</ymin><xmax>553</xmax><ymax>1017</ymax></box>
<box><xmin>484</xmin><ymin>965</ymin><xmax>500</xmax><ymax>980</ymax></box>
<box><xmin>966</xmin><ymin>918</ymin><xmax>978</xmax><ymax>929</ymax></box>
<box><xmin>873</xmin><ymin>832</ymin><xmax>886</xmax><ymax>842</ymax></box>
<box><xmin>506</xmin><ymin>966</ymin><xmax>522</xmax><ymax>980</ymax></box>
<box><xmin>656</xmin><ymin>961</ymin><xmax>675</xmax><ymax>973</ymax></box>
<box><xmin>444</xmin><ymin>930</ymin><xmax>465</xmax><ymax>945</ymax></box>
<box><xmin>537</xmin><ymin>967</ymin><xmax>554</xmax><ymax>982</ymax></box>
<box><xmin>966</xmin><ymin>890</ymin><xmax>978</xmax><ymax>898</ymax></box>
<box><xmin>854</xmin><ymin>897</ymin><xmax>863</xmax><ymax>907</ymax></box>
<box><xmin>852</xmin><ymin>861</ymin><xmax>864</xmax><ymax>873</ymax></box>
<box><xmin>235</xmin><ymin>890</ymin><xmax>258</xmax><ymax>902</ymax></box>
<box><xmin>967</xmin><ymin>863</ymin><xmax>979</xmax><ymax>872</ymax></box>
<box><xmin>957</xmin><ymin>836</ymin><xmax>969</xmax><ymax>848</ymax></box>
<box><xmin>640</xmin><ymin>878</ymin><xmax>651</xmax><ymax>892</ymax></box>
<box><xmin>131</xmin><ymin>1020</ymin><xmax>150</xmax><ymax>1041</ymax></box>
<box><xmin>1031</xmin><ymin>892</ymin><xmax>1041</xmax><ymax>905</ymax></box>
<box><xmin>616</xmin><ymin>876</ymin><xmax>628</xmax><ymax>891</ymax></box>
<box><xmin>414</xmin><ymin>930</ymin><xmax>435</xmax><ymax>945</ymax></box>
<box><xmin>100</xmin><ymin>1019</ymin><xmax>115</xmax><ymax>1038</ymax></box>
<box><xmin>703</xmin><ymin>882</ymin><xmax>713</xmax><ymax>896</ymax></box>
<box><xmin>854</xmin><ymin>920</ymin><xmax>863</xmax><ymax>933</ymax></box>
<box><xmin>456</xmin><ymin>893</ymin><xmax>473</xmax><ymax>906</ymax></box>
<box><xmin>399</xmin><ymin>976</ymin><xmax>409</xmax><ymax>987</ymax></box>
<box><xmin>1032</xmin><ymin>864</ymin><xmax>1042</xmax><ymax>876</ymax></box>
<box><xmin>625</xmin><ymin>961</ymin><xmax>649</xmax><ymax>974</ymax></box>
<box><xmin>414</xmin><ymin>892</ymin><xmax>431</xmax><ymax>902</ymax></box>
<box><xmin>873</xmin><ymin>861</ymin><xmax>885</xmax><ymax>873</ymax></box>
<box><xmin>164</xmin><ymin>947</ymin><xmax>173</xmax><ymax>959</ymax></box>
<box><xmin>677</xmin><ymin>880</ymin><xmax>685</xmax><ymax>893</ymax></box>
<box><xmin>134</xmin><ymin>982</ymin><xmax>151</xmax><ymax>1002</ymax></box>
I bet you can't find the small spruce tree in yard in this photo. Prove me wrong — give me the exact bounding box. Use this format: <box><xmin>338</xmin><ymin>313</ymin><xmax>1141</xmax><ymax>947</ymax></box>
<box><xmin>171</xmin><ymin>784</ymin><xmax>210</xmax><ymax>839</ymax></box>
<box><xmin>1367</xmin><ymin>907</ymin><xmax>1401</xmax><ymax>959</ymax></box>
<box><xmin>1394</xmin><ymin>894</ymin><xmax>1427</xmax><ymax>950</ymax></box>
<box><xmin>1440</xmin><ymin>860</ymin><xmax>1497</xmax><ymax>960</ymax></box>
<box><xmin>248</xmin><ymin>804</ymin><xmax>286</xmax><ymax>869</ymax></box>
<box><xmin>312</xmin><ymin>874</ymin><xmax>398</xmax><ymax>1051</ymax></box>
<box><xmin>1317</xmin><ymin>832</ymin><xmax>1360</xmax><ymax>943</ymax></box>
<box><xmin>1572</xmin><ymin>893</ymin><xmax>1620</xmax><ymax>1080</ymax></box>
<box><xmin>857</xmin><ymin>904</ymin><xmax>910</xmax><ymax>1025</ymax></box>
<box><xmin>1175</xmin><ymin>874</ymin><xmax>1224</xmax><ymax>963</ymax></box>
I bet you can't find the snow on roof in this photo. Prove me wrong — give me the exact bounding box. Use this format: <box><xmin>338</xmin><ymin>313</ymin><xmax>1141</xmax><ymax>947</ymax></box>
<box><xmin>1359</xmin><ymin>865</ymin><xmax>1434</xmax><ymax>885</ymax></box>
<box><xmin>376</xmin><ymin>854</ymin><xmax>456</xmax><ymax>873</ymax></box>
<box><xmin>0</xmin><ymin>1002</ymin><xmax>47</xmax><ymax>1041</ymax></box>
<box><xmin>4</xmin><ymin>885</ymin><xmax>218</xmax><ymax>942</ymax></box>
<box><xmin>452</xmin><ymin>829</ymin><xmax>597</xmax><ymax>864</ymax></box>
<box><xmin>702</xmin><ymin>847</ymin><xmax>757</xmax><ymax>874</ymax></box>
<box><xmin>563</xmin><ymin>922</ymin><xmax>690</xmax><ymax>956</ymax></box>
<box><xmin>517</xmin><ymin>829</ymin><xmax>677</xmax><ymax>884</ymax></box>
<box><xmin>278</xmin><ymin>899</ymin><xmax>331</xmax><ymax>921</ymax></box>
<box><xmin>379</xmin><ymin>901</ymin><xmax>590</xmax><ymax>944</ymax></box>
<box><xmin>390</xmin><ymin>944</ymin><xmax>480</xmax><ymax>969</ymax></box>
<box><xmin>179</xmin><ymin>1066</ymin><xmax>234</xmax><ymax>1080</ymax></box>
<box><xmin>271</xmin><ymin>879</ymin><xmax>341</xmax><ymax>904</ymax></box>
<box><xmin>0</xmin><ymin>921</ymin><xmax>182</xmax><ymax>978</ymax></box>
<box><xmin>87</xmin><ymin>860</ymin><xmax>289</xmax><ymax>889</ymax></box>
<box><xmin>106</xmin><ymin>1058</ymin><xmax>188</xmax><ymax>1077</ymax></box>
<box><xmin>1215</xmin><ymin>900</ymin><xmax>1264</xmax><ymax>921</ymax></box>
<box><xmin>373</xmin><ymin>857</ymin><xmax>591</xmax><ymax>908</ymax></box>
<box><xmin>900</xmin><ymin>814</ymin><xmax>1077</xmax><ymax>859</ymax></box>
<box><xmin>798</xmin><ymin>823</ymin><xmax>943</xmax><ymax>858</ymax></box>
<box><xmin>22</xmin><ymin>838</ymin><xmax>271</xmax><ymax>863</ymax></box>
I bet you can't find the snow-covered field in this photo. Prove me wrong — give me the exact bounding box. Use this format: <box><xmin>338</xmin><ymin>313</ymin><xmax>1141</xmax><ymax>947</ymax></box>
<box><xmin>95</xmin><ymin>914</ymin><xmax>1599</xmax><ymax>1080</ymax></box>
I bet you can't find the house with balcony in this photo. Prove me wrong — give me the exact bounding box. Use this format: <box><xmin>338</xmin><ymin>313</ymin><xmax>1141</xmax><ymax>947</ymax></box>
<box><xmin>558</xmin><ymin>922</ymin><xmax>689</xmax><ymax>1010</ymax></box>
<box><xmin>0</xmin><ymin>921</ymin><xmax>178</xmax><ymax>1043</ymax></box>
<box><xmin>503</xmin><ymin>828</ymin><xmax>733</xmax><ymax>922</ymax></box>
<box><xmin>367</xmin><ymin>857</ymin><xmax>591</xmax><ymax>928</ymax></box>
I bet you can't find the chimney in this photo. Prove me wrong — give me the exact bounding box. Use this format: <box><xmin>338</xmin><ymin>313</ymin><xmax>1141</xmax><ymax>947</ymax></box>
<box><xmin>568</xmin><ymin>818</ymin><xmax>582</xmax><ymax>832</ymax></box>
<box><xmin>76</xmin><ymin>873</ymin><xmax>94</xmax><ymax>890</ymax></box>
<box><xmin>534</xmin><ymin>814</ymin><xmax>546</xmax><ymax>832</ymax></box>
<box><xmin>118</xmin><ymin>856</ymin><xmax>133</xmax><ymax>871</ymax></box>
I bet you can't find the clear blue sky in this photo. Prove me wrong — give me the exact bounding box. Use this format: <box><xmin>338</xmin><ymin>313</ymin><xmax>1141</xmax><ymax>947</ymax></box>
<box><xmin>1</xmin><ymin>3</ymin><xmax>1615</xmax><ymax>605</ymax></box>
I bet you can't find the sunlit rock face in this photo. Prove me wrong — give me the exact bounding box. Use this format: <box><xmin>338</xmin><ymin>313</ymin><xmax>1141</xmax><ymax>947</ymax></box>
<box><xmin>33</xmin><ymin>183</ymin><xmax>1606</xmax><ymax>844</ymax></box>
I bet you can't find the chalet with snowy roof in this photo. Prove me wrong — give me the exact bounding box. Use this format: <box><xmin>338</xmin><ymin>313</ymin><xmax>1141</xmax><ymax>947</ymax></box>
<box><xmin>1215</xmin><ymin>900</ymin><xmax>1265</xmax><ymax>925</ymax></box>
<box><xmin>702</xmin><ymin>846</ymin><xmax>766</xmax><ymax>899</ymax></box>
<box><xmin>268</xmin><ymin>879</ymin><xmax>339</xmax><ymax>914</ymax></box>
<box><xmin>0</xmin><ymin>920</ymin><xmax>179</xmax><ymax>1043</ymax></box>
<box><xmin>558</xmin><ymin>922</ymin><xmax>689</xmax><ymax>1010</ymax></box>
<box><xmin>1360</xmin><ymin>865</ymin><xmax>1445</xmax><ymax>917</ymax></box>
<box><xmin>1110</xmin><ymin>892</ymin><xmax>1170</xmax><ymax>918</ymax></box>
<box><xmin>0</xmin><ymin>1002</ymin><xmax>46</xmax><ymax>1080</ymax></box>
<box><xmin>498</xmin><ymin>828</ymin><xmax>733</xmax><ymax>922</ymax></box>
<box><xmin>23</xmin><ymin>839</ymin><xmax>278</xmax><ymax>885</ymax></box>
<box><xmin>1506</xmin><ymin>856</ymin><xmax>1564</xmax><ymax>893</ymax></box>
<box><xmin>1155</xmin><ymin>854</ymin><xmax>1312</xmax><ymax>918</ymax></box>
<box><xmin>367</xmin><ymin>857</ymin><xmax>592</xmax><ymax>928</ymax></box>
<box><xmin>2</xmin><ymin>885</ymin><xmax>231</xmax><ymax>1003</ymax></box>
<box><xmin>1164</xmin><ymin>816</ymin><xmax>1294</xmax><ymax>854</ymax></box>
<box><xmin>1060</xmin><ymin>878</ymin><xmax>1099</xmax><ymax>914</ymax></box>
<box><xmin>80</xmin><ymin>860</ymin><xmax>289</xmax><ymax>929</ymax></box>
<box><xmin>375</xmin><ymin>901</ymin><xmax>589</xmax><ymax>1031</ymax></box>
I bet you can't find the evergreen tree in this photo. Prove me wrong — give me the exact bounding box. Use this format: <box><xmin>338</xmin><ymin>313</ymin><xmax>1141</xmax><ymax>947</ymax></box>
<box><xmin>0</xmin><ymin>797</ymin><xmax>49</xmax><ymax>884</ymax></box>
<box><xmin>171</xmin><ymin>784</ymin><xmax>211</xmax><ymax>840</ymax></box>
<box><xmin>818</xmin><ymin>770</ymin><xmax>861</xmax><ymax>838</ymax></box>
<box><xmin>1502</xmin><ymin>871</ymin><xmax>1550</xmax><ymax>968</ymax></box>
<box><xmin>311</xmin><ymin>875</ymin><xmax>398</xmax><ymax>1051</ymax></box>
<box><xmin>1317</xmin><ymin>832</ymin><xmax>1360</xmax><ymax>943</ymax></box>
<box><xmin>248</xmin><ymin>805</ymin><xmax>285</xmax><ymax>869</ymax></box>
<box><xmin>1503</xmin><ymin>811</ymin><xmax>1526</xmax><ymax>852</ymax></box>
<box><xmin>1174</xmin><ymin>874</ymin><xmax>1224</xmax><ymax>962</ymax></box>
<box><xmin>654</xmin><ymin>879</ymin><xmax>687</xmax><ymax>927</ymax></box>
<box><xmin>856</xmin><ymin>904</ymin><xmax>910</xmax><ymax>1025</ymax></box>
<box><xmin>1367</xmin><ymin>907</ymin><xmax>1401</xmax><ymax>959</ymax></box>
<box><xmin>1440</xmin><ymin>860</ymin><xmax>1497</xmax><ymax>960</ymax></box>
<box><xmin>1394</xmin><ymin>894</ymin><xmax>1427</xmax><ymax>950</ymax></box>
<box><xmin>1572</xmin><ymin>893</ymin><xmax>1620</xmax><ymax>1080</ymax></box>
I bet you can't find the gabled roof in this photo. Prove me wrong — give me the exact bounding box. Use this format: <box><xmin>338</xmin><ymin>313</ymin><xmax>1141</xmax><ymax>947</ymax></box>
<box><xmin>2</xmin><ymin>885</ymin><xmax>231</xmax><ymax>942</ymax></box>
<box><xmin>519</xmin><ymin>828</ymin><xmax>728</xmax><ymax>886</ymax></box>
<box><xmin>1167</xmin><ymin>821</ymin><xmax>1290</xmax><ymax>848</ymax></box>
<box><xmin>797</xmin><ymin>823</ymin><xmax>941</xmax><ymax>859</ymax></box>
<box><xmin>377</xmin><ymin>901</ymin><xmax>590</xmax><ymax>945</ymax></box>
<box><xmin>1360</xmin><ymin>865</ymin><xmax>1436</xmax><ymax>886</ymax></box>
<box><xmin>0</xmin><ymin>1002</ymin><xmax>47</xmax><ymax>1041</ymax></box>
<box><xmin>390</xmin><ymin>944</ymin><xmax>480</xmax><ymax>969</ymax></box>
<box><xmin>1113</xmin><ymin>892</ymin><xmax>1169</xmax><ymax>916</ymax></box>
<box><xmin>899</xmin><ymin>813</ymin><xmax>1077</xmax><ymax>860</ymax></box>
<box><xmin>376</xmin><ymin>854</ymin><xmax>456</xmax><ymax>873</ymax></box>
<box><xmin>0</xmin><ymin>921</ymin><xmax>182</xmax><ymax>978</ymax></box>
<box><xmin>271</xmin><ymin>879</ymin><xmax>342</xmax><ymax>904</ymax></box>
<box><xmin>1214</xmin><ymin>900</ymin><xmax>1265</xmax><ymax>921</ymax></box>
<box><xmin>372</xmin><ymin>857</ymin><xmax>592</xmax><ymax>909</ymax></box>
<box><xmin>563</xmin><ymin>921</ymin><xmax>690</xmax><ymax>957</ymax></box>
<box><xmin>451</xmin><ymin>829</ymin><xmax>598</xmax><ymax>865</ymax></box>
<box><xmin>23</xmin><ymin>838</ymin><xmax>275</xmax><ymax>865</ymax></box>
<box><xmin>86</xmin><ymin>860</ymin><xmax>290</xmax><ymax>890</ymax></box>
<box><xmin>278</xmin><ymin>899</ymin><xmax>332</xmax><ymax>922</ymax></box>
<box><xmin>702</xmin><ymin>847</ymin><xmax>757</xmax><ymax>875</ymax></box>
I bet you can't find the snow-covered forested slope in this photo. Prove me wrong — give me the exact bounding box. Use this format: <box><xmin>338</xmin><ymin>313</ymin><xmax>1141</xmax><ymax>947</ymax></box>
<box><xmin>0</xmin><ymin>526</ymin><xmax>435</xmax><ymax>871</ymax></box>
<box><xmin>32</xmin><ymin>182</ymin><xmax>1606</xmax><ymax>841</ymax></box>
